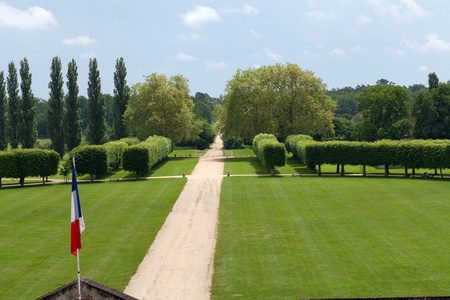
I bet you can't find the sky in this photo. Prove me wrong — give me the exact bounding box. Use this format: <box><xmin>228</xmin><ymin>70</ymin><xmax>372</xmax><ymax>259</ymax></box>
<box><xmin>1</xmin><ymin>0</ymin><xmax>450</xmax><ymax>100</ymax></box>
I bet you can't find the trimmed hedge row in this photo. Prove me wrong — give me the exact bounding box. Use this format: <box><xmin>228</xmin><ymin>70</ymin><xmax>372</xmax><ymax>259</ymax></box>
<box><xmin>288</xmin><ymin>136</ymin><xmax>450</xmax><ymax>176</ymax></box>
<box><xmin>122</xmin><ymin>135</ymin><xmax>172</xmax><ymax>178</ymax></box>
<box><xmin>68</xmin><ymin>145</ymin><xmax>108</xmax><ymax>181</ymax></box>
<box><xmin>285</xmin><ymin>134</ymin><xmax>313</xmax><ymax>154</ymax></box>
<box><xmin>0</xmin><ymin>149</ymin><xmax>60</xmax><ymax>186</ymax></box>
<box><xmin>252</xmin><ymin>133</ymin><xmax>286</xmax><ymax>175</ymax></box>
<box><xmin>104</xmin><ymin>141</ymin><xmax>129</xmax><ymax>170</ymax></box>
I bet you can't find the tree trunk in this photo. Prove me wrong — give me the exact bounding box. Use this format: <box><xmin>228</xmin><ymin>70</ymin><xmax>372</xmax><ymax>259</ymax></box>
<box><xmin>440</xmin><ymin>168</ymin><xmax>443</xmax><ymax>179</ymax></box>
<box><xmin>136</xmin><ymin>172</ymin><xmax>140</xmax><ymax>180</ymax></box>
<box><xmin>435</xmin><ymin>168</ymin><xmax>438</xmax><ymax>175</ymax></box>
<box><xmin>318</xmin><ymin>164</ymin><xmax>322</xmax><ymax>176</ymax></box>
<box><xmin>405</xmin><ymin>167</ymin><xmax>408</xmax><ymax>177</ymax></box>
<box><xmin>90</xmin><ymin>174</ymin><xmax>94</xmax><ymax>182</ymax></box>
<box><xmin>269</xmin><ymin>166</ymin><xmax>275</xmax><ymax>176</ymax></box>
<box><xmin>20</xmin><ymin>177</ymin><xmax>25</xmax><ymax>186</ymax></box>
<box><xmin>0</xmin><ymin>178</ymin><xmax>2</xmax><ymax>188</ymax></box>
<box><xmin>42</xmin><ymin>177</ymin><xmax>45</xmax><ymax>185</ymax></box>
<box><xmin>384</xmin><ymin>165</ymin><xmax>389</xmax><ymax>177</ymax></box>
<box><xmin>412</xmin><ymin>168</ymin><xmax>415</xmax><ymax>175</ymax></box>
<box><xmin>336</xmin><ymin>164</ymin><xmax>340</xmax><ymax>174</ymax></box>
<box><xmin>362</xmin><ymin>165</ymin><xmax>366</xmax><ymax>177</ymax></box>
<box><xmin>340</xmin><ymin>165</ymin><xmax>345</xmax><ymax>176</ymax></box>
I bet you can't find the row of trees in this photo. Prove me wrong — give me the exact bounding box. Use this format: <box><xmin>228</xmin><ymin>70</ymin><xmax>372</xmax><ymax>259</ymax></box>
<box><xmin>0</xmin><ymin>59</ymin><xmax>37</xmax><ymax>150</ymax></box>
<box><xmin>0</xmin><ymin>57</ymin><xmax>130</xmax><ymax>157</ymax></box>
<box><xmin>329</xmin><ymin>73</ymin><xmax>450</xmax><ymax>142</ymax></box>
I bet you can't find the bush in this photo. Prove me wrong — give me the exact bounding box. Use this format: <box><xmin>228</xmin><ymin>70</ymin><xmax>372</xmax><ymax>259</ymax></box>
<box><xmin>68</xmin><ymin>145</ymin><xmax>108</xmax><ymax>181</ymax></box>
<box><xmin>253</xmin><ymin>133</ymin><xmax>286</xmax><ymax>175</ymax></box>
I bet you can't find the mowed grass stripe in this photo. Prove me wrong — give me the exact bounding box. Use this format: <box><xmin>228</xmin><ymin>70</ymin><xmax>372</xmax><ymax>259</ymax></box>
<box><xmin>212</xmin><ymin>177</ymin><xmax>450</xmax><ymax>299</ymax></box>
<box><xmin>0</xmin><ymin>179</ymin><xmax>186</xmax><ymax>299</ymax></box>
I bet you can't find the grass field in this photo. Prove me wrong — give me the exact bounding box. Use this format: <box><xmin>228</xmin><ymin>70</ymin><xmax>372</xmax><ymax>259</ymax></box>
<box><xmin>212</xmin><ymin>176</ymin><xmax>450</xmax><ymax>299</ymax></box>
<box><xmin>224</xmin><ymin>156</ymin><xmax>449</xmax><ymax>177</ymax></box>
<box><xmin>0</xmin><ymin>179</ymin><xmax>186</xmax><ymax>299</ymax></box>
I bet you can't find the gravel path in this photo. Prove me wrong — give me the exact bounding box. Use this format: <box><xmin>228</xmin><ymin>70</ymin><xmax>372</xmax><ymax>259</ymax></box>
<box><xmin>124</xmin><ymin>136</ymin><xmax>225</xmax><ymax>300</ymax></box>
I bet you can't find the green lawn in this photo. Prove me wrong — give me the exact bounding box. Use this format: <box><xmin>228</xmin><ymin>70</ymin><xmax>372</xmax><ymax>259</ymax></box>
<box><xmin>0</xmin><ymin>179</ymin><xmax>187</xmax><ymax>299</ymax></box>
<box><xmin>168</xmin><ymin>149</ymin><xmax>207</xmax><ymax>157</ymax></box>
<box><xmin>212</xmin><ymin>176</ymin><xmax>450</xmax><ymax>299</ymax></box>
<box><xmin>225</xmin><ymin>156</ymin><xmax>449</xmax><ymax>177</ymax></box>
<box><xmin>222</xmin><ymin>148</ymin><xmax>255</xmax><ymax>156</ymax></box>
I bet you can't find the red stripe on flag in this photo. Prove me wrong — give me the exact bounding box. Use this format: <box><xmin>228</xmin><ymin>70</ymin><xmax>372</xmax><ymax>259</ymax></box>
<box><xmin>71</xmin><ymin>219</ymin><xmax>82</xmax><ymax>256</ymax></box>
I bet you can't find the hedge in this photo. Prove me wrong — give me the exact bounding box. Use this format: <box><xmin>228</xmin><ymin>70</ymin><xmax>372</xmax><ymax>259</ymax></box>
<box><xmin>253</xmin><ymin>133</ymin><xmax>286</xmax><ymax>175</ymax></box>
<box><xmin>0</xmin><ymin>149</ymin><xmax>60</xmax><ymax>187</ymax></box>
<box><xmin>104</xmin><ymin>141</ymin><xmax>129</xmax><ymax>170</ymax></box>
<box><xmin>287</xmin><ymin>136</ymin><xmax>450</xmax><ymax>176</ymax></box>
<box><xmin>68</xmin><ymin>145</ymin><xmax>108</xmax><ymax>182</ymax></box>
<box><xmin>122</xmin><ymin>135</ymin><xmax>172</xmax><ymax>178</ymax></box>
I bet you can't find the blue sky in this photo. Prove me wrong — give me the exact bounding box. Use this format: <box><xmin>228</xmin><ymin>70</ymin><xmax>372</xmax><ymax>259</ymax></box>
<box><xmin>1</xmin><ymin>0</ymin><xmax>449</xmax><ymax>99</ymax></box>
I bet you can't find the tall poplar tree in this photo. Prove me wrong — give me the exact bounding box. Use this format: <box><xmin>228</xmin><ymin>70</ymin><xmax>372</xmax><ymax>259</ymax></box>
<box><xmin>0</xmin><ymin>71</ymin><xmax>7</xmax><ymax>150</ymax></box>
<box><xmin>113</xmin><ymin>57</ymin><xmax>130</xmax><ymax>140</ymax></box>
<box><xmin>64</xmin><ymin>59</ymin><xmax>82</xmax><ymax>151</ymax></box>
<box><xmin>47</xmin><ymin>56</ymin><xmax>65</xmax><ymax>157</ymax></box>
<box><xmin>86</xmin><ymin>58</ymin><xmax>106</xmax><ymax>145</ymax></box>
<box><xmin>7</xmin><ymin>61</ymin><xmax>21</xmax><ymax>148</ymax></box>
<box><xmin>19</xmin><ymin>58</ymin><xmax>37</xmax><ymax>148</ymax></box>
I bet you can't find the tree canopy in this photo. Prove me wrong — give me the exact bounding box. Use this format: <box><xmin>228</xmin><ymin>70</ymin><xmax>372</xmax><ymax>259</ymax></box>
<box><xmin>354</xmin><ymin>84</ymin><xmax>412</xmax><ymax>141</ymax></box>
<box><xmin>218</xmin><ymin>63</ymin><xmax>336</xmax><ymax>142</ymax></box>
<box><xmin>124</xmin><ymin>73</ymin><xmax>202</xmax><ymax>142</ymax></box>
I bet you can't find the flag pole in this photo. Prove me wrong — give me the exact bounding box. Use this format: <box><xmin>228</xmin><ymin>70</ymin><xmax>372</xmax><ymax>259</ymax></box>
<box><xmin>77</xmin><ymin>249</ymin><xmax>81</xmax><ymax>300</ymax></box>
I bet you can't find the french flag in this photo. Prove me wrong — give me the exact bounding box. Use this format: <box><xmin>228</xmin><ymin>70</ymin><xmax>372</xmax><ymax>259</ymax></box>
<box><xmin>71</xmin><ymin>157</ymin><xmax>85</xmax><ymax>256</ymax></box>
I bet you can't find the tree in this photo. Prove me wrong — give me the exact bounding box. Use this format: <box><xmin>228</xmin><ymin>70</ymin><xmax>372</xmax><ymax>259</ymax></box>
<box><xmin>47</xmin><ymin>56</ymin><xmax>65</xmax><ymax>157</ymax></box>
<box><xmin>35</xmin><ymin>98</ymin><xmax>49</xmax><ymax>138</ymax></box>
<box><xmin>355</xmin><ymin>85</ymin><xmax>412</xmax><ymax>141</ymax></box>
<box><xmin>64</xmin><ymin>59</ymin><xmax>82</xmax><ymax>151</ymax></box>
<box><xmin>113</xmin><ymin>57</ymin><xmax>130</xmax><ymax>140</ymax></box>
<box><xmin>0</xmin><ymin>71</ymin><xmax>7</xmax><ymax>150</ymax></box>
<box><xmin>124</xmin><ymin>73</ymin><xmax>202</xmax><ymax>141</ymax></box>
<box><xmin>428</xmin><ymin>72</ymin><xmax>439</xmax><ymax>91</ymax></box>
<box><xmin>7</xmin><ymin>61</ymin><xmax>21</xmax><ymax>148</ymax></box>
<box><xmin>19</xmin><ymin>58</ymin><xmax>37</xmax><ymax>148</ymax></box>
<box><xmin>86</xmin><ymin>58</ymin><xmax>106</xmax><ymax>145</ymax></box>
<box><xmin>219</xmin><ymin>63</ymin><xmax>336</xmax><ymax>141</ymax></box>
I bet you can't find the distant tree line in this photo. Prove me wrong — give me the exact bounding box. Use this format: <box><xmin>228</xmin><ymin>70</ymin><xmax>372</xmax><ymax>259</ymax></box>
<box><xmin>327</xmin><ymin>73</ymin><xmax>450</xmax><ymax>142</ymax></box>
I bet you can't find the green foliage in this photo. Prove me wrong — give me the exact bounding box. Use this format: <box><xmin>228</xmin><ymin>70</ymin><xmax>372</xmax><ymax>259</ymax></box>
<box><xmin>290</xmin><ymin>139</ymin><xmax>450</xmax><ymax>172</ymax></box>
<box><xmin>69</xmin><ymin>145</ymin><xmax>108</xmax><ymax>180</ymax></box>
<box><xmin>355</xmin><ymin>85</ymin><xmax>412</xmax><ymax>141</ymax></box>
<box><xmin>122</xmin><ymin>135</ymin><xmax>172</xmax><ymax>178</ymax></box>
<box><xmin>113</xmin><ymin>57</ymin><xmax>130</xmax><ymax>140</ymax></box>
<box><xmin>223</xmin><ymin>137</ymin><xmax>244</xmax><ymax>149</ymax></box>
<box><xmin>7</xmin><ymin>61</ymin><xmax>21</xmax><ymax>149</ymax></box>
<box><xmin>285</xmin><ymin>134</ymin><xmax>313</xmax><ymax>153</ymax></box>
<box><xmin>252</xmin><ymin>133</ymin><xmax>286</xmax><ymax>170</ymax></box>
<box><xmin>0</xmin><ymin>71</ymin><xmax>6</xmax><ymax>150</ymax></box>
<box><xmin>47</xmin><ymin>56</ymin><xmax>65</xmax><ymax>157</ymax></box>
<box><xmin>124</xmin><ymin>73</ymin><xmax>202</xmax><ymax>142</ymax></box>
<box><xmin>220</xmin><ymin>63</ymin><xmax>336</xmax><ymax>141</ymax></box>
<box><xmin>0</xmin><ymin>149</ymin><xmax>59</xmax><ymax>185</ymax></box>
<box><xmin>19</xmin><ymin>58</ymin><xmax>37</xmax><ymax>149</ymax></box>
<box><xmin>119</xmin><ymin>137</ymin><xmax>140</xmax><ymax>146</ymax></box>
<box><xmin>64</xmin><ymin>59</ymin><xmax>82</xmax><ymax>151</ymax></box>
<box><xmin>86</xmin><ymin>58</ymin><xmax>106</xmax><ymax>145</ymax></box>
<box><xmin>104</xmin><ymin>140</ymin><xmax>128</xmax><ymax>170</ymax></box>
<box><xmin>194</xmin><ymin>121</ymin><xmax>215</xmax><ymax>150</ymax></box>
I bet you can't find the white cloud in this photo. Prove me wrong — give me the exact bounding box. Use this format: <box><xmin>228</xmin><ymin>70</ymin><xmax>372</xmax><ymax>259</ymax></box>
<box><xmin>329</xmin><ymin>48</ymin><xmax>347</xmax><ymax>56</ymax></box>
<box><xmin>250</xmin><ymin>30</ymin><xmax>261</xmax><ymax>39</ymax></box>
<box><xmin>263</xmin><ymin>48</ymin><xmax>283</xmax><ymax>60</ymax></box>
<box><xmin>80</xmin><ymin>52</ymin><xmax>96</xmax><ymax>59</ymax></box>
<box><xmin>303</xmin><ymin>50</ymin><xmax>320</xmax><ymax>61</ymax></box>
<box><xmin>421</xmin><ymin>33</ymin><xmax>450</xmax><ymax>53</ymax></box>
<box><xmin>206</xmin><ymin>61</ymin><xmax>227</xmax><ymax>70</ymax></box>
<box><xmin>384</xmin><ymin>48</ymin><xmax>405</xmax><ymax>55</ymax></box>
<box><xmin>402</xmin><ymin>33</ymin><xmax>450</xmax><ymax>53</ymax></box>
<box><xmin>0</xmin><ymin>2</ymin><xmax>57</xmax><ymax>30</ymax></box>
<box><xmin>175</xmin><ymin>52</ymin><xmax>196</xmax><ymax>62</ymax></box>
<box><xmin>357</xmin><ymin>14</ymin><xmax>372</xmax><ymax>24</ymax></box>
<box><xmin>367</xmin><ymin>0</ymin><xmax>431</xmax><ymax>22</ymax></box>
<box><xmin>63</xmin><ymin>35</ymin><xmax>96</xmax><ymax>46</ymax></box>
<box><xmin>223</xmin><ymin>4</ymin><xmax>259</xmax><ymax>15</ymax></box>
<box><xmin>181</xmin><ymin>6</ymin><xmax>220</xmax><ymax>28</ymax></box>
<box><xmin>176</xmin><ymin>32</ymin><xmax>201</xmax><ymax>42</ymax></box>
<box><xmin>350</xmin><ymin>45</ymin><xmax>367</xmax><ymax>53</ymax></box>
<box><xmin>419</xmin><ymin>65</ymin><xmax>429</xmax><ymax>72</ymax></box>
<box><xmin>306</xmin><ymin>10</ymin><xmax>336</xmax><ymax>20</ymax></box>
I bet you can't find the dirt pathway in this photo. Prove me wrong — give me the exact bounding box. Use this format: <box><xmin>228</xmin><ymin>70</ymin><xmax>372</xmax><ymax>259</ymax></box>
<box><xmin>124</xmin><ymin>136</ymin><xmax>225</xmax><ymax>300</ymax></box>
